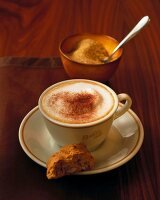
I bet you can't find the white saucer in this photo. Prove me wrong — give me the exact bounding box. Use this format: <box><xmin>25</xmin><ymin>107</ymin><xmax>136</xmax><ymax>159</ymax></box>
<box><xmin>19</xmin><ymin>106</ymin><xmax>144</xmax><ymax>175</ymax></box>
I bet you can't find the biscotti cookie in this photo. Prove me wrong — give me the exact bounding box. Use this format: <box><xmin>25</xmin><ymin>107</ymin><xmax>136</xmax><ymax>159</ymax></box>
<box><xmin>46</xmin><ymin>143</ymin><xmax>95</xmax><ymax>179</ymax></box>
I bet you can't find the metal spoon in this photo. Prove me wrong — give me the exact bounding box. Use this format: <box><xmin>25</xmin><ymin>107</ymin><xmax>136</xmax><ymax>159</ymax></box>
<box><xmin>103</xmin><ymin>16</ymin><xmax>150</xmax><ymax>63</ymax></box>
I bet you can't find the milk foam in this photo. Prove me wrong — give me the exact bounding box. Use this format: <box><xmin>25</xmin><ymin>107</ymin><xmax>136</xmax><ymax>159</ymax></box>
<box><xmin>41</xmin><ymin>81</ymin><xmax>114</xmax><ymax>124</ymax></box>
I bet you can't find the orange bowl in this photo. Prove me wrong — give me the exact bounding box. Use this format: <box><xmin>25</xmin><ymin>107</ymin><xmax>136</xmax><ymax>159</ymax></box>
<box><xmin>59</xmin><ymin>33</ymin><xmax>123</xmax><ymax>82</ymax></box>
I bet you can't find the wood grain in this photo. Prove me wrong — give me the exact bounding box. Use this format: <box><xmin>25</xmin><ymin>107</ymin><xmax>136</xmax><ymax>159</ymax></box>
<box><xmin>0</xmin><ymin>0</ymin><xmax>124</xmax><ymax>57</ymax></box>
<box><xmin>0</xmin><ymin>0</ymin><xmax>160</xmax><ymax>200</ymax></box>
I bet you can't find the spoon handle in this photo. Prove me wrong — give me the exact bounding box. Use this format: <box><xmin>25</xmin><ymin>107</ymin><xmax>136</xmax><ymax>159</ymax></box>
<box><xmin>108</xmin><ymin>16</ymin><xmax>150</xmax><ymax>60</ymax></box>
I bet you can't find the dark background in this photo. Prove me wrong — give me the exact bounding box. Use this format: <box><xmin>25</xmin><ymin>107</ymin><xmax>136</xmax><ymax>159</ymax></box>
<box><xmin>0</xmin><ymin>0</ymin><xmax>160</xmax><ymax>200</ymax></box>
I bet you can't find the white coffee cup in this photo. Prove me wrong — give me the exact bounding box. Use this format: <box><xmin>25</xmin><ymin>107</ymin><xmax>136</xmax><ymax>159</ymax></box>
<box><xmin>38</xmin><ymin>79</ymin><xmax>132</xmax><ymax>151</ymax></box>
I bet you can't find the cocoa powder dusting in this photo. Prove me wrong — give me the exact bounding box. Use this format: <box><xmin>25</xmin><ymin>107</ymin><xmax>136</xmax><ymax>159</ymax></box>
<box><xmin>48</xmin><ymin>90</ymin><xmax>100</xmax><ymax>123</ymax></box>
<box><xmin>64</xmin><ymin>92</ymin><xmax>97</xmax><ymax>115</ymax></box>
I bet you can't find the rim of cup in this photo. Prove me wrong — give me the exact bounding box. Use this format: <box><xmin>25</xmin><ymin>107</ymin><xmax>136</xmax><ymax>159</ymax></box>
<box><xmin>38</xmin><ymin>79</ymin><xmax>119</xmax><ymax>128</ymax></box>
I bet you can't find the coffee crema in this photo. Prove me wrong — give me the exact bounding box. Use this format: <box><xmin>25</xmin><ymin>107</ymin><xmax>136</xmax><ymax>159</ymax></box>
<box><xmin>41</xmin><ymin>81</ymin><xmax>114</xmax><ymax>124</ymax></box>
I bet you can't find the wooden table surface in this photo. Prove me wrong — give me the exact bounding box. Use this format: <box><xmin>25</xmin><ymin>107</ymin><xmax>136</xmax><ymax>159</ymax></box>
<box><xmin>0</xmin><ymin>1</ymin><xmax>160</xmax><ymax>200</ymax></box>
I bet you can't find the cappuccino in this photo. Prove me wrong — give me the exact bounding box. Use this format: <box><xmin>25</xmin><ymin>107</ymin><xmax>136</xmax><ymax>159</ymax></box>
<box><xmin>40</xmin><ymin>80</ymin><xmax>115</xmax><ymax>124</ymax></box>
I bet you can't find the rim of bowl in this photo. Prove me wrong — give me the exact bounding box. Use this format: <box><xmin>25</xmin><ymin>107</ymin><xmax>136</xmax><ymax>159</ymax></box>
<box><xmin>38</xmin><ymin>79</ymin><xmax>119</xmax><ymax>128</ymax></box>
<box><xmin>59</xmin><ymin>33</ymin><xmax>123</xmax><ymax>66</ymax></box>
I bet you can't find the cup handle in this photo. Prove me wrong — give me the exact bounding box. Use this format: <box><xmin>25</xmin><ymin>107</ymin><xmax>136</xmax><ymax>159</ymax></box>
<box><xmin>114</xmin><ymin>93</ymin><xmax>132</xmax><ymax>119</ymax></box>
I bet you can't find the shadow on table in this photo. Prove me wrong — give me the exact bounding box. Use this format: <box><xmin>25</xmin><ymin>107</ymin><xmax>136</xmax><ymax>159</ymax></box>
<box><xmin>44</xmin><ymin>155</ymin><xmax>140</xmax><ymax>200</ymax></box>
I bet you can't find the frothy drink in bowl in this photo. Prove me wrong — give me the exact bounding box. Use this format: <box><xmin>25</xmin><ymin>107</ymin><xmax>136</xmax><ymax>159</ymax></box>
<box><xmin>39</xmin><ymin>79</ymin><xmax>132</xmax><ymax>151</ymax></box>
